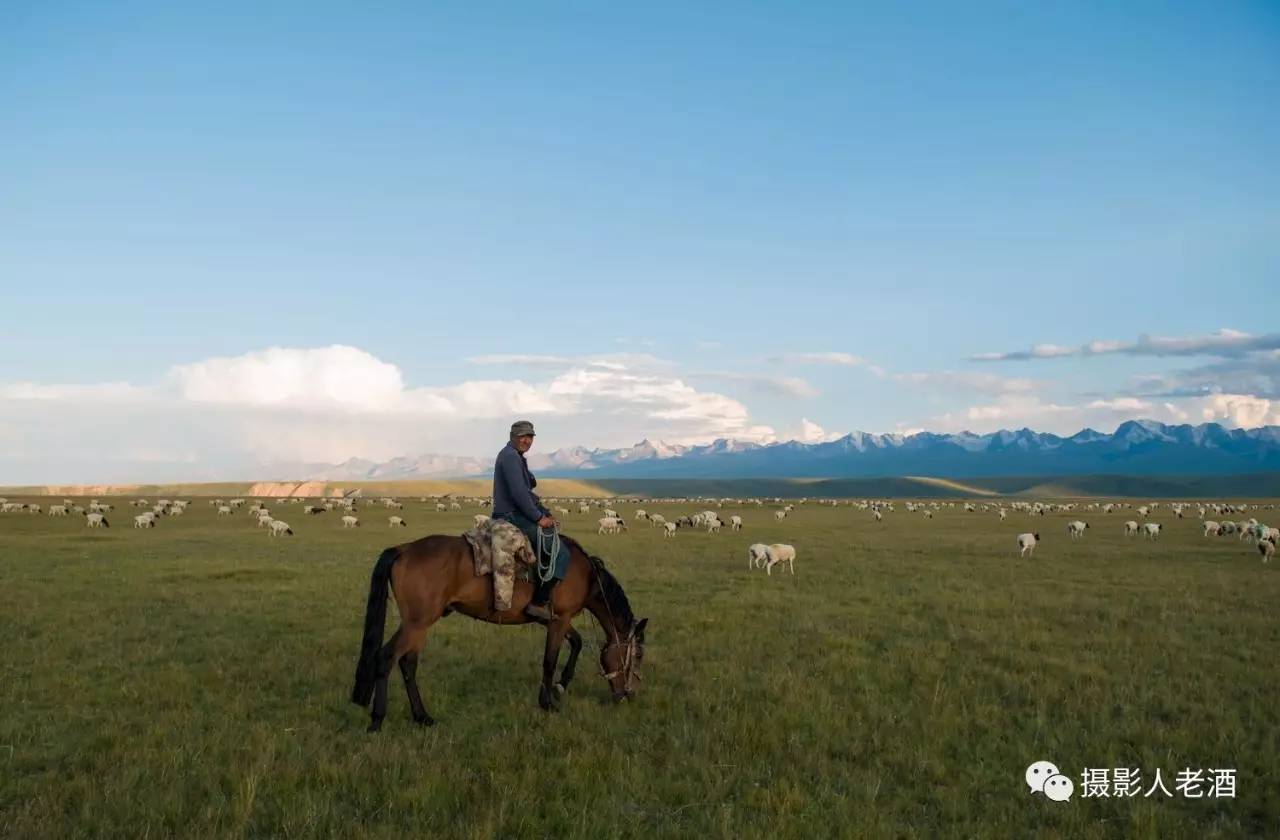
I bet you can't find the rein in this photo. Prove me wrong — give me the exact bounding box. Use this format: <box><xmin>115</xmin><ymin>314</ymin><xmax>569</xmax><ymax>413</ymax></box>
<box><xmin>535</xmin><ymin>525</ymin><xmax>560</xmax><ymax>583</ymax></box>
<box><xmin>589</xmin><ymin>557</ymin><xmax>641</xmax><ymax>694</ymax></box>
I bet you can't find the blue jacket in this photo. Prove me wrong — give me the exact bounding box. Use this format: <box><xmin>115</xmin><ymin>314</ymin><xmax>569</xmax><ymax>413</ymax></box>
<box><xmin>492</xmin><ymin>442</ymin><xmax>548</xmax><ymax>522</ymax></box>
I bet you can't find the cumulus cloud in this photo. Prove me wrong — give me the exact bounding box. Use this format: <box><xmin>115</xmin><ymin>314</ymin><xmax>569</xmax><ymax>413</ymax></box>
<box><xmin>972</xmin><ymin>329</ymin><xmax>1280</xmax><ymax>362</ymax></box>
<box><xmin>1199</xmin><ymin>394</ymin><xmax>1280</xmax><ymax>428</ymax></box>
<box><xmin>793</xmin><ymin>418</ymin><xmax>844</xmax><ymax>443</ymax></box>
<box><xmin>0</xmin><ymin>345</ymin><xmax>776</xmax><ymax>481</ymax></box>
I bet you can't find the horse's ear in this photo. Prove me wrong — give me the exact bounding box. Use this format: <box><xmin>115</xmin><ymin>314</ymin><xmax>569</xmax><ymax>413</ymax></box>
<box><xmin>634</xmin><ymin>617</ymin><xmax>648</xmax><ymax>638</ymax></box>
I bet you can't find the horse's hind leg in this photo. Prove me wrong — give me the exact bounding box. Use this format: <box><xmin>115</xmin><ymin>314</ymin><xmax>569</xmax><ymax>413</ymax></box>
<box><xmin>368</xmin><ymin>628</ymin><xmax>402</xmax><ymax>732</ymax></box>
<box><xmin>397</xmin><ymin>622</ymin><xmax>434</xmax><ymax>726</ymax></box>
<box><xmin>554</xmin><ymin>626</ymin><xmax>583</xmax><ymax>697</ymax></box>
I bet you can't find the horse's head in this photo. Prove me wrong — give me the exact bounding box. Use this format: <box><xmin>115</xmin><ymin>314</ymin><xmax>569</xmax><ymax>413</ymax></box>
<box><xmin>601</xmin><ymin>617</ymin><xmax>647</xmax><ymax>701</ymax></box>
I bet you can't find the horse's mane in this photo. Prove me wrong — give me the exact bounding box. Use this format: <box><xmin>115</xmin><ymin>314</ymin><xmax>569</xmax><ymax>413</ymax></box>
<box><xmin>561</xmin><ymin>534</ymin><xmax>634</xmax><ymax>627</ymax></box>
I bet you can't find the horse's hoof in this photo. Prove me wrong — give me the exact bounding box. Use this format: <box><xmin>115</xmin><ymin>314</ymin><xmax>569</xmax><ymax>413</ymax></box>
<box><xmin>367</xmin><ymin>720</ymin><xmax>383</xmax><ymax>733</ymax></box>
<box><xmin>553</xmin><ymin>683</ymin><xmax>565</xmax><ymax>698</ymax></box>
<box><xmin>413</xmin><ymin>715</ymin><xmax>436</xmax><ymax>727</ymax></box>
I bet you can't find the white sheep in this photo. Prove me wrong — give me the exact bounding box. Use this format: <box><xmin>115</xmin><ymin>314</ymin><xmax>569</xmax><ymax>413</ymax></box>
<box><xmin>748</xmin><ymin>543</ymin><xmax>771</xmax><ymax>569</ymax></box>
<box><xmin>257</xmin><ymin>513</ymin><xmax>273</xmax><ymax>528</ymax></box>
<box><xmin>1203</xmin><ymin>521</ymin><xmax>1221</xmax><ymax>537</ymax></box>
<box><xmin>268</xmin><ymin>519</ymin><xmax>293</xmax><ymax>537</ymax></box>
<box><xmin>1258</xmin><ymin>539</ymin><xmax>1275</xmax><ymax>563</ymax></box>
<box><xmin>85</xmin><ymin>512</ymin><xmax>109</xmax><ymax>529</ymax></box>
<box><xmin>774</xmin><ymin>510</ymin><xmax>786</xmax><ymax>521</ymax></box>
<box><xmin>1123</xmin><ymin>521</ymin><xmax>1139</xmax><ymax>537</ymax></box>
<box><xmin>597</xmin><ymin>516</ymin><xmax>626</xmax><ymax>535</ymax></box>
<box><xmin>1142</xmin><ymin>523</ymin><xmax>1162</xmax><ymax>540</ymax></box>
<box><xmin>1067</xmin><ymin>521</ymin><xmax>1089</xmax><ymax>540</ymax></box>
<box><xmin>133</xmin><ymin>514</ymin><xmax>156</xmax><ymax>529</ymax></box>
<box><xmin>1017</xmin><ymin>532</ymin><xmax>1040</xmax><ymax>557</ymax></box>
<box><xmin>48</xmin><ymin>505</ymin><xmax>67</xmax><ymax>516</ymax></box>
<box><xmin>342</xmin><ymin>515</ymin><xmax>360</xmax><ymax>528</ymax></box>
<box><xmin>765</xmin><ymin>543</ymin><xmax>796</xmax><ymax>576</ymax></box>
<box><xmin>217</xmin><ymin>505</ymin><xmax>233</xmax><ymax>516</ymax></box>
<box><xmin>473</xmin><ymin>514</ymin><xmax>491</xmax><ymax>527</ymax></box>
<box><xmin>389</xmin><ymin>516</ymin><xmax>407</xmax><ymax>528</ymax></box>
<box><xmin>662</xmin><ymin>522</ymin><xmax>677</xmax><ymax>538</ymax></box>
<box><xmin>730</xmin><ymin>515</ymin><xmax>743</xmax><ymax>531</ymax></box>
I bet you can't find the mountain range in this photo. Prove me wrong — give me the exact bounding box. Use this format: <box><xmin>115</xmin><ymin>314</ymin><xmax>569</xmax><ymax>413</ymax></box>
<box><xmin>268</xmin><ymin>420</ymin><xmax>1280</xmax><ymax>480</ymax></box>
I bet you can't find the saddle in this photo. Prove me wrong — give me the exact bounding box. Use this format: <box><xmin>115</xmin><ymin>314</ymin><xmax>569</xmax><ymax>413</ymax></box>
<box><xmin>462</xmin><ymin>518</ymin><xmax>537</xmax><ymax>611</ymax></box>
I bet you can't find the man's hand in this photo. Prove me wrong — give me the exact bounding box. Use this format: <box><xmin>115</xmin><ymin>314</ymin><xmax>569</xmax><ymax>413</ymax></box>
<box><xmin>537</xmin><ymin>515</ymin><xmax>555</xmax><ymax>529</ymax></box>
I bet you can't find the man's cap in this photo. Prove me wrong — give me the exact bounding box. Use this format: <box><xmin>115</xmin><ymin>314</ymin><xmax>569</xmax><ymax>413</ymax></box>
<box><xmin>510</xmin><ymin>420</ymin><xmax>536</xmax><ymax>437</ymax></box>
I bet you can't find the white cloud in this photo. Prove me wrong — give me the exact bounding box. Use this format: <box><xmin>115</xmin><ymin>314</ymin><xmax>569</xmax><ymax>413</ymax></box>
<box><xmin>689</xmin><ymin>372</ymin><xmax>819</xmax><ymax>398</ymax></box>
<box><xmin>172</xmin><ymin>345</ymin><xmax>409</xmax><ymax>411</ymax></box>
<box><xmin>794</xmin><ymin>418</ymin><xmax>843</xmax><ymax>443</ymax></box>
<box><xmin>1198</xmin><ymin>394</ymin><xmax>1280</xmax><ymax>428</ymax></box>
<box><xmin>771</xmin><ymin>351</ymin><xmax>863</xmax><ymax>366</ymax></box>
<box><xmin>0</xmin><ymin>345</ymin><xmax>777</xmax><ymax>480</ymax></box>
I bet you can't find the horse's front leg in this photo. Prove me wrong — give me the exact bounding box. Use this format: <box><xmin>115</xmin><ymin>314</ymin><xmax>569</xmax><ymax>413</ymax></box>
<box><xmin>554</xmin><ymin>626</ymin><xmax>583</xmax><ymax>698</ymax></box>
<box><xmin>539</xmin><ymin>619</ymin><xmax>570</xmax><ymax>712</ymax></box>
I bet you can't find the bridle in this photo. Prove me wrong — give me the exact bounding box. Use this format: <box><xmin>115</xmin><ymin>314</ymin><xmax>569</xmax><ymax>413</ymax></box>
<box><xmin>599</xmin><ymin>631</ymin><xmax>642</xmax><ymax>697</ymax></box>
<box><xmin>591</xmin><ymin>561</ymin><xmax>643</xmax><ymax>697</ymax></box>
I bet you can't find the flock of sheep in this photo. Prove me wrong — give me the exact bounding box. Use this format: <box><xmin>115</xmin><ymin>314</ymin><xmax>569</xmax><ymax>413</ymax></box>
<box><xmin>4</xmin><ymin>492</ymin><xmax>1275</xmax><ymax>566</ymax></box>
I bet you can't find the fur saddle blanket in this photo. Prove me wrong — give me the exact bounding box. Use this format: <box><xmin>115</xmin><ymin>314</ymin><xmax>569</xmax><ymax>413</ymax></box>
<box><xmin>462</xmin><ymin>518</ymin><xmax>537</xmax><ymax>611</ymax></box>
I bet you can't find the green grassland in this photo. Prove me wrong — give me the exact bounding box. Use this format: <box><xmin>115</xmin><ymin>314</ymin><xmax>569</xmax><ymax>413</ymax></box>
<box><xmin>1</xmin><ymin>495</ymin><xmax>1277</xmax><ymax>838</ymax></box>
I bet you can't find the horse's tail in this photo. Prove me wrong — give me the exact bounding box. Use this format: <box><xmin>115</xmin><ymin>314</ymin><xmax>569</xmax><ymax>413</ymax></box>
<box><xmin>351</xmin><ymin>547</ymin><xmax>399</xmax><ymax>707</ymax></box>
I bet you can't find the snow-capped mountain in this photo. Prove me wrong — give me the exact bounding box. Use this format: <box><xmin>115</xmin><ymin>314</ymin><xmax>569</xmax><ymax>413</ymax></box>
<box><xmin>263</xmin><ymin>421</ymin><xmax>1280</xmax><ymax>480</ymax></box>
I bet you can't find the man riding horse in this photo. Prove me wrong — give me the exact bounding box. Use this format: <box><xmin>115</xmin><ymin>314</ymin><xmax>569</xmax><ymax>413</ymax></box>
<box><xmin>492</xmin><ymin>419</ymin><xmax>571</xmax><ymax>620</ymax></box>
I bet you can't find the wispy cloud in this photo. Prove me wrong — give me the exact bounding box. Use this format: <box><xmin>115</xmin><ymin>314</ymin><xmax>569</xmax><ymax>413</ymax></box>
<box><xmin>689</xmin><ymin>372</ymin><xmax>819</xmax><ymax>398</ymax></box>
<box><xmin>971</xmin><ymin>329</ymin><xmax>1280</xmax><ymax>362</ymax></box>
<box><xmin>893</xmin><ymin>371</ymin><xmax>1039</xmax><ymax>395</ymax></box>
<box><xmin>769</xmin><ymin>351</ymin><xmax>885</xmax><ymax>376</ymax></box>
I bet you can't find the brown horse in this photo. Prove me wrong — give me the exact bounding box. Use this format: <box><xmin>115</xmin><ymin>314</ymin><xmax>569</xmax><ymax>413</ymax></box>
<box><xmin>350</xmin><ymin>531</ymin><xmax>647</xmax><ymax>731</ymax></box>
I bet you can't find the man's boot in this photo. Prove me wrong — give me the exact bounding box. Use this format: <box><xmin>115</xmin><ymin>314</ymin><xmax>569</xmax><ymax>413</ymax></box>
<box><xmin>524</xmin><ymin>577</ymin><xmax>558</xmax><ymax>621</ymax></box>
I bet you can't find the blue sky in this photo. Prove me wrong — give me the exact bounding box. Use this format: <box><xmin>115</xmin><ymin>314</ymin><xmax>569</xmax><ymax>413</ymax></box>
<box><xmin>2</xmin><ymin>2</ymin><xmax>1279</xmax><ymax>481</ymax></box>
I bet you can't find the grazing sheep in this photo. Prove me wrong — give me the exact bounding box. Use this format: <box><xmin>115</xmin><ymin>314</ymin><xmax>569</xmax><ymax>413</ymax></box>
<box><xmin>303</xmin><ymin>505</ymin><xmax>325</xmax><ymax>515</ymax></box>
<box><xmin>555</xmin><ymin>507</ymin><xmax>570</xmax><ymax>516</ymax></box>
<box><xmin>730</xmin><ymin>515</ymin><xmax>743</xmax><ymax>531</ymax></box>
<box><xmin>1123</xmin><ymin>521</ymin><xmax>1139</xmax><ymax>537</ymax></box>
<box><xmin>85</xmin><ymin>512</ymin><xmax>109</xmax><ymax>529</ymax></box>
<box><xmin>748</xmin><ymin>543</ymin><xmax>771</xmax><ymax>569</ymax></box>
<box><xmin>1143</xmin><ymin>522</ymin><xmax>1162</xmax><ymax>540</ymax></box>
<box><xmin>873</xmin><ymin>510</ymin><xmax>883</xmax><ymax>522</ymax></box>
<box><xmin>342</xmin><ymin>515</ymin><xmax>360</xmax><ymax>528</ymax></box>
<box><xmin>48</xmin><ymin>505</ymin><xmax>67</xmax><ymax>516</ymax></box>
<box><xmin>1017</xmin><ymin>532</ymin><xmax>1040</xmax><ymax>557</ymax></box>
<box><xmin>597</xmin><ymin>516</ymin><xmax>626</xmax><ymax>535</ymax></box>
<box><xmin>268</xmin><ymin>519</ymin><xmax>293</xmax><ymax>537</ymax></box>
<box><xmin>661</xmin><ymin>522</ymin><xmax>677</xmax><ymax>537</ymax></box>
<box><xmin>450</xmin><ymin>502</ymin><xmax>462</xmax><ymax>511</ymax></box>
<box><xmin>578</xmin><ymin>505</ymin><xmax>590</xmax><ymax>514</ymax></box>
<box><xmin>706</xmin><ymin>517</ymin><xmax>723</xmax><ymax>534</ymax></box>
<box><xmin>774</xmin><ymin>510</ymin><xmax>786</xmax><ymax>521</ymax></box>
<box><xmin>473</xmin><ymin>514</ymin><xmax>491</xmax><ymax>527</ymax></box>
<box><xmin>217</xmin><ymin>505</ymin><xmax>233</xmax><ymax>516</ymax></box>
<box><xmin>1067</xmin><ymin>521</ymin><xmax>1089</xmax><ymax>540</ymax></box>
<box><xmin>256</xmin><ymin>513</ymin><xmax>273</xmax><ymax>527</ymax></box>
<box><xmin>1203</xmin><ymin>521</ymin><xmax>1221</xmax><ymax>537</ymax></box>
<box><xmin>133</xmin><ymin>514</ymin><xmax>156</xmax><ymax>528</ymax></box>
<box><xmin>1258</xmin><ymin>539</ymin><xmax>1275</xmax><ymax>563</ymax></box>
<box><xmin>649</xmin><ymin>514</ymin><xmax>667</xmax><ymax>527</ymax></box>
<box><xmin>388</xmin><ymin>516</ymin><xmax>407</xmax><ymax>527</ymax></box>
<box><xmin>765</xmin><ymin>544</ymin><xmax>796</xmax><ymax>576</ymax></box>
